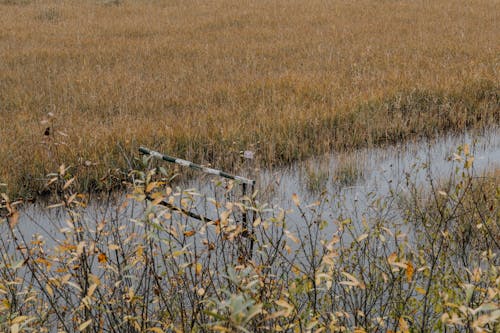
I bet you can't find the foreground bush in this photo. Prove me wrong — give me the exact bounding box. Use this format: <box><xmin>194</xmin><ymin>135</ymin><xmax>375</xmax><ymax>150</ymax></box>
<box><xmin>0</xmin><ymin>148</ymin><xmax>498</xmax><ymax>332</ymax></box>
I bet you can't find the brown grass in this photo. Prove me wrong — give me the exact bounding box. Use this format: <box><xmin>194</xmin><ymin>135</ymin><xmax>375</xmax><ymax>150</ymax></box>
<box><xmin>0</xmin><ymin>0</ymin><xmax>499</xmax><ymax>198</ymax></box>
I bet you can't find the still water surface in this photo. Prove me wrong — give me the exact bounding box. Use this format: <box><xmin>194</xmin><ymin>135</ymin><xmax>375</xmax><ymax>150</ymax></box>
<box><xmin>13</xmin><ymin>127</ymin><xmax>500</xmax><ymax>240</ymax></box>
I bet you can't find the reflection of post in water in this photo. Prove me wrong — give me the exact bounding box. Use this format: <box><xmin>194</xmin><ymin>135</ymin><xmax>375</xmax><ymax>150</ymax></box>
<box><xmin>139</xmin><ymin>147</ymin><xmax>256</xmax><ymax>261</ymax></box>
<box><xmin>239</xmin><ymin>181</ymin><xmax>256</xmax><ymax>263</ymax></box>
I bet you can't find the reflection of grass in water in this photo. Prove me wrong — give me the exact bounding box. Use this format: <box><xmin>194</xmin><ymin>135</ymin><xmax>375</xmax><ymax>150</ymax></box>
<box><xmin>305</xmin><ymin>169</ymin><xmax>329</xmax><ymax>193</ymax></box>
<box><xmin>333</xmin><ymin>155</ymin><xmax>365</xmax><ymax>188</ymax></box>
<box><xmin>303</xmin><ymin>153</ymin><xmax>366</xmax><ymax>192</ymax></box>
<box><xmin>303</xmin><ymin>159</ymin><xmax>330</xmax><ymax>193</ymax></box>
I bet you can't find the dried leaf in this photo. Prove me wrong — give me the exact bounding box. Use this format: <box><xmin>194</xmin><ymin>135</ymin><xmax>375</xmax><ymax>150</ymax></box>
<box><xmin>356</xmin><ymin>233</ymin><xmax>368</xmax><ymax>242</ymax></box>
<box><xmin>63</xmin><ymin>177</ymin><xmax>75</xmax><ymax>190</ymax></box>
<box><xmin>58</xmin><ymin>164</ymin><xmax>66</xmax><ymax>176</ymax></box>
<box><xmin>399</xmin><ymin>317</ymin><xmax>409</xmax><ymax>333</ymax></box>
<box><xmin>416</xmin><ymin>286</ymin><xmax>426</xmax><ymax>295</ymax></box>
<box><xmin>340</xmin><ymin>272</ymin><xmax>364</xmax><ymax>289</ymax></box>
<box><xmin>46</xmin><ymin>283</ymin><xmax>53</xmax><ymax>297</ymax></box>
<box><xmin>11</xmin><ymin>316</ymin><xmax>28</xmax><ymax>325</ymax></box>
<box><xmin>275</xmin><ymin>299</ymin><xmax>294</xmax><ymax>316</ymax></box>
<box><xmin>11</xmin><ymin>324</ymin><xmax>19</xmax><ymax>333</ymax></box>
<box><xmin>406</xmin><ymin>261</ymin><xmax>414</xmax><ymax>282</ymax></box>
<box><xmin>46</xmin><ymin>177</ymin><xmax>58</xmax><ymax>186</ymax></box>
<box><xmin>148</xmin><ymin>328</ymin><xmax>165</xmax><ymax>333</ymax></box>
<box><xmin>195</xmin><ymin>263</ymin><xmax>202</xmax><ymax>276</ymax></box>
<box><xmin>146</xmin><ymin>182</ymin><xmax>158</xmax><ymax>193</ymax></box>
<box><xmin>109</xmin><ymin>244</ymin><xmax>120</xmax><ymax>251</ymax></box>
<box><xmin>98</xmin><ymin>253</ymin><xmax>107</xmax><ymax>264</ymax></box>
<box><xmin>87</xmin><ymin>283</ymin><xmax>98</xmax><ymax>297</ymax></box>
<box><xmin>387</xmin><ymin>252</ymin><xmax>397</xmax><ymax>264</ymax></box>
<box><xmin>78</xmin><ymin>319</ymin><xmax>92</xmax><ymax>331</ymax></box>
<box><xmin>464</xmin><ymin>157</ymin><xmax>474</xmax><ymax>169</ymax></box>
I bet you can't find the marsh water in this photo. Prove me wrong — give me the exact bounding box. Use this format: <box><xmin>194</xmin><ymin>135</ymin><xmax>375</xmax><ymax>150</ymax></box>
<box><xmin>11</xmin><ymin>127</ymin><xmax>500</xmax><ymax>241</ymax></box>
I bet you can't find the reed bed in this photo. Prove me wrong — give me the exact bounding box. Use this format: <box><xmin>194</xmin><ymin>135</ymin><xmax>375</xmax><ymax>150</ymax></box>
<box><xmin>0</xmin><ymin>0</ymin><xmax>499</xmax><ymax>198</ymax></box>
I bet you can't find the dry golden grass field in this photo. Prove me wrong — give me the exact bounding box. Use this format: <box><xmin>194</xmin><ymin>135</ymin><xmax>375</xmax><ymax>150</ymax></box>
<box><xmin>0</xmin><ymin>0</ymin><xmax>499</xmax><ymax>198</ymax></box>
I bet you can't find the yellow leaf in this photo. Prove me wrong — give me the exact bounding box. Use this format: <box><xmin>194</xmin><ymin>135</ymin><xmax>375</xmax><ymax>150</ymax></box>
<box><xmin>67</xmin><ymin>193</ymin><xmax>77</xmax><ymax>205</ymax></box>
<box><xmin>388</xmin><ymin>253</ymin><xmax>407</xmax><ymax>269</ymax></box>
<box><xmin>78</xmin><ymin>319</ymin><xmax>92</xmax><ymax>331</ymax></box>
<box><xmin>35</xmin><ymin>257</ymin><xmax>52</xmax><ymax>269</ymax></box>
<box><xmin>464</xmin><ymin>157</ymin><xmax>474</xmax><ymax>169</ymax></box>
<box><xmin>11</xmin><ymin>324</ymin><xmax>19</xmax><ymax>333</ymax></box>
<box><xmin>89</xmin><ymin>274</ymin><xmax>100</xmax><ymax>286</ymax></box>
<box><xmin>341</xmin><ymin>272</ymin><xmax>362</xmax><ymax>288</ymax></box>
<box><xmin>98</xmin><ymin>253</ymin><xmax>107</xmax><ymax>264</ymax></box>
<box><xmin>148</xmin><ymin>328</ymin><xmax>165</xmax><ymax>333</ymax></box>
<box><xmin>146</xmin><ymin>182</ymin><xmax>158</xmax><ymax>193</ymax></box>
<box><xmin>63</xmin><ymin>177</ymin><xmax>75</xmax><ymax>190</ymax></box>
<box><xmin>172</xmin><ymin>250</ymin><xmax>183</xmax><ymax>258</ymax></box>
<box><xmin>416</xmin><ymin>286</ymin><xmax>426</xmax><ymax>295</ymax></box>
<box><xmin>59</xmin><ymin>164</ymin><xmax>66</xmax><ymax>176</ymax></box>
<box><xmin>406</xmin><ymin>261</ymin><xmax>414</xmax><ymax>282</ymax></box>
<box><xmin>62</xmin><ymin>274</ymin><xmax>71</xmax><ymax>284</ymax></box>
<box><xmin>387</xmin><ymin>253</ymin><xmax>397</xmax><ymax>264</ymax></box>
<box><xmin>195</xmin><ymin>263</ymin><xmax>202</xmax><ymax>276</ymax></box>
<box><xmin>11</xmin><ymin>316</ymin><xmax>28</xmax><ymax>325</ymax></box>
<box><xmin>136</xmin><ymin>246</ymin><xmax>144</xmax><ymax>258</ymax></box>
<box><xmin>292</xmin><ymin>193</ymin><xmax>300</xmax><ymax>206</ymax></box>
<box><xmin>46</xmin><ymin>283</ymin><xmax>53</xmax><ymax>297</ymax></box>
<box><xmin>275</xmin><ymin>299</ymin><xmax>294</xmax><ymax>315</ymax></box>
<box><xmin>87</xmin><ymin>283</ymin><xmax>98</xmax><ymax>297</ymax></box>
<box><xmin>399</xmin><ymin>317</ymin><xmax>409</xmax><ymax>333</ymax></box>
<box><xmin>47</xmin><ymin>202</ymin><xmax>64</xmax><ymax>209</ymax></box>
<box><xmin>76</xmin><ymin>241</ymin><xmax>85</xmax><ymax>255</ymax></box>
<box><xmin>356</xmin><ymin>233</ymin><xmax>368</xmax><ymax>242</ymax></box>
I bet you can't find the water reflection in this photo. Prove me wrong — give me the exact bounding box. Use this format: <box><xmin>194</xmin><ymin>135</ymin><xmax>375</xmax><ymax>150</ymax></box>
<box><xmin>12</xmin><ymin>127</ymin><xmax>500</xmax><ymax>240</ymax></box>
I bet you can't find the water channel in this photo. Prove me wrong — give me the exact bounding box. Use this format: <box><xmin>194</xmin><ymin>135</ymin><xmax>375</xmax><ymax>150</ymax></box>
<box><xmin>7</xmin><ymin>127</ymin><xmax>500</xmax><ymax>242</ymax></box>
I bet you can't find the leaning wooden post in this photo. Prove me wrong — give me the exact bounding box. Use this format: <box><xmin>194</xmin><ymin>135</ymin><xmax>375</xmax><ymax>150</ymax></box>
<box><xmin>139</xmin><ymin>147</ymin><xmax>256</xmax><ymax>260</ymax></box>
<box><xmin>139</xmin><ymin>147</ymin><xmax>255</xmax><ymax>185</ymax></box>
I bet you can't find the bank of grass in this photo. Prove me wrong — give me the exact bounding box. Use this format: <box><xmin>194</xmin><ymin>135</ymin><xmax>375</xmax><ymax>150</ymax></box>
<box><xmin>0</xmin><ymin>0</ymin><xmax>499</xmax><ymax>198</ymax></box>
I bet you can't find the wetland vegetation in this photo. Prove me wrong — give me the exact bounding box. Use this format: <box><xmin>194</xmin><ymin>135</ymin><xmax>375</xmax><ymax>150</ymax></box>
<box><xmin>0</xmin><ymin>0</ymin><xmax>498</xmax><ymax>198</ymax></box>
<box><xmin>0</xmin><ymin>0</ymin><xmax>499</xmax><ymax>331</ymax></box>
<box><xmin>1</xmin><ymin>147</ymin><xmax>499</xmax><ymax>332</ymax></box>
